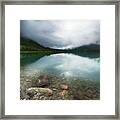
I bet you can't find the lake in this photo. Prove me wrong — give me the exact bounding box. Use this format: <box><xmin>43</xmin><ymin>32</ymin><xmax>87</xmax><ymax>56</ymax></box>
<box><xmin>21</xmin><ymin>53</ymin><xmax>100</xmax><ymax>80</ymax></box>
<box><xmin>20</xmin><ymin>53</ymin><xmax>100</xmax><ymax>100</ymax></box>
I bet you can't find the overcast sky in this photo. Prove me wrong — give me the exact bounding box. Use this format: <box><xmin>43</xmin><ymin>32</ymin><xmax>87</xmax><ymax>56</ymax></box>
<box><xmin>20</xmin><ymin>20</ymin><xmax>100</xmax><ymax>49</ymax></box>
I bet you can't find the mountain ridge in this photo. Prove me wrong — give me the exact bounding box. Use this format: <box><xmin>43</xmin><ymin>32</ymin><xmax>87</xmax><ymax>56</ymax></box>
<box><xmin>20</xmin><ymin>37</ymin><xmax>100</xmax><ymax>52</ymax></box>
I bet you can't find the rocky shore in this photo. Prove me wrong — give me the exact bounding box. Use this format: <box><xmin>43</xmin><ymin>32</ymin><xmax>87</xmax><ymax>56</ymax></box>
<box><xmin>20</xmin><ymin>74</ymin><xmax>100</xmax><ymax>100</ymax></box>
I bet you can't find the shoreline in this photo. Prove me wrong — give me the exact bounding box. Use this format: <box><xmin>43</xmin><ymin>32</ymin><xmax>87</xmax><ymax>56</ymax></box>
<box><xmin>20</xmin><ymin>74</ymin><xmax>100</xmax><ymax>100</ymax></box>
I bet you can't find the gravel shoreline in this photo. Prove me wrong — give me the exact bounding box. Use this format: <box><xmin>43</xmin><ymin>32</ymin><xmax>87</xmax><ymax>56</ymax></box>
<box><xmin>20</xmin><ymin>74</ymin><xmax>100</xmax><ymax>100</ymax></box>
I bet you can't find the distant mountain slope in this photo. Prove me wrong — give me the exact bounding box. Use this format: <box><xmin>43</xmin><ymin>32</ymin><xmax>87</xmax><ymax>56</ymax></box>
<box><xmin>20</xmin><ymin>37</ymin><xmax>53</xmax><ymax>51</ymax></box>
<box><xmin>20</xmin><ymin>37</ymin><xmax>100</xmax><ymax>58</ymax></box>
<box><xmin>20</xmin><ymin>37</ymin><xmax>100</xmax><ymax>52</ymax></box>
<box><xmin>67</xmin><ymin>44</ymin><xmax>100</xmax><ymax>53</ymax></box>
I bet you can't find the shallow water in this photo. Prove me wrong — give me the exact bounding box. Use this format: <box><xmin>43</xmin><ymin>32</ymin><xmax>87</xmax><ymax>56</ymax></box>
<box><xmin>21</xmin><ymin>53</ymin><xmax>100</xmax><ymax>81</ymax></box>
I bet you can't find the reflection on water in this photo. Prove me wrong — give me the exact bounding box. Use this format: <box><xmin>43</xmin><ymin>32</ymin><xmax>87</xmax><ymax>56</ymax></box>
<box><xmin>21</xmin><ymin>53</ymin><xmax>100</xmax><ymax>81</ymax></box>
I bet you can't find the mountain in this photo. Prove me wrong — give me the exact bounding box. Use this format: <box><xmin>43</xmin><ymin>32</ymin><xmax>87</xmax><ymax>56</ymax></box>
<box><xmin>67</xmin><ymin>44</ymin><xmax>100</xmax><ymax>53</ymax></box>
<box><xmin>20</xmin><ymin>37</ymin><xmax>100</xmax><ymax>54</ymax></box>
<box><xmin>20</xmin><ymin>37</ymin><xmax>100</xmax><ymax>58</ymax></box>
<box><xmin>20</xmin><ymin>37</ymin><xmax>52</xmax><ymax>51</ymax></box>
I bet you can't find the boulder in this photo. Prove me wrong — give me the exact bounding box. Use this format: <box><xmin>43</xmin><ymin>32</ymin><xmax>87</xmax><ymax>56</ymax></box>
<box><xmin>39</xmin><ymin>75</ymin><xmax>50</xmax><ymax>86</ymax></box>
<box><xmin>38</xmin><ymin>78</ymin><xmax>49</xmax><ymax>87</ymax></box>
<box><xmin>32</xmin><ymin>75</ymin><xmax>50</xmax><ymax>87</ymax></box>
<box><xmin>26</xmin><ymin>87</ymin><xmax>53</xmax><ymax>97</ymax></box>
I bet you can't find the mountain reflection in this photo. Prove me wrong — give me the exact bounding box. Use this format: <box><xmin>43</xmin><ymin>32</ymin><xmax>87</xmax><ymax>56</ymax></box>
<box><xmin>21</xmin><ymin>53</ymin><xmax>100</xmax><ymax>81</ymax></box>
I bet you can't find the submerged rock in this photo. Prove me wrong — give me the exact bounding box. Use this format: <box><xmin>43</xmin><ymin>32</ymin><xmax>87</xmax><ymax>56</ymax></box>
<box><xmin>59</xmin><ymin>90</ymin><xmax>68</xmax><ymax>97</ymax></box>
<box><xmin>38</xmin><ymin>79</ymin><xmax>49</xmax><ymax>87</ymax></box>
<box><xmin>60</xmin><ymin>84</ymin><xmax>69</xmax><ymax>90</ymax></box>
<box><xmin>32</xmin><ymin>75</ymin><xmax>50</xmax><ymax>87</ymax></box>
<box><xmin>26</xmin><ymin>87</ymin><xmax>53</xmax><ymax>97</ymax></box>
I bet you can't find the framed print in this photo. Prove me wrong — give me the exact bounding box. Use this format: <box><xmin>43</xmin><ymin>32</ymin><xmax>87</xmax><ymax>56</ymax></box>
<box><xmin>0</xmin><ymin>0</ymin><xmax>119</xmax><ymax>119</ymax></box>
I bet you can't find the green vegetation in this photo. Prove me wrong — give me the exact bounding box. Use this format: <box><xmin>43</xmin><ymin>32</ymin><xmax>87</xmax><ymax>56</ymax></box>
<box><xmin>20</xmin><ymin>37</ymin><xmax>100</xmax><ymax>53</ymax></box>
<box><xmin>20</xmin><ymin>37</ymin><xmax>100</xmax><ymax>58</ymax></box>
<box><xmin>20</xmin><ymin>37</ymin><xmax>55</xmax><ymax>52</ymax></box>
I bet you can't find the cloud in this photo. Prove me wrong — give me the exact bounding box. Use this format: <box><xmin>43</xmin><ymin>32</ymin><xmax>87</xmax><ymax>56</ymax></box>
<box><xmin>20</xmin><ymin>20</ymin><xmax>100</xmax><ymax>49</ymax></box>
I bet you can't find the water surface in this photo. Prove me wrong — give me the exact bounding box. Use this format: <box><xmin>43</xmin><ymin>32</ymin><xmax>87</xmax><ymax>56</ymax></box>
<box><xmin>21</xmin><ymin>53</ymin><xmax>100</xmax><ymax>81</ymax></box>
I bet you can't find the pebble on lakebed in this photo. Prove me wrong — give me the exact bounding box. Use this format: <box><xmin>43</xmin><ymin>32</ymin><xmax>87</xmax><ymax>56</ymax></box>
<box><xmin>20</xmin><ymin>74</ymin><xmax>100</xmax><ymax>100</ymax></box>
<box><xmin>59</xmin><ymin>90</ymin><xmax>68</xmax><ymax>97</ymax></box>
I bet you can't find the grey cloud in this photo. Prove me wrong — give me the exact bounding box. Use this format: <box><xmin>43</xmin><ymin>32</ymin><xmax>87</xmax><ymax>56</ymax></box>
<box><xmin>20</xmin><ymin>20</ymin><xmax>100</xmax><ymax>49</ymax></box>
